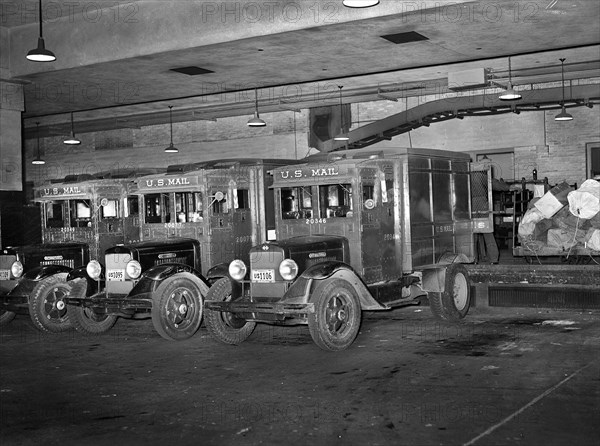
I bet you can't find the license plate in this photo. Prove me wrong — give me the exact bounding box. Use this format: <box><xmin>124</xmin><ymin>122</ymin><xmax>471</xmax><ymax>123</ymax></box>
<box><xmin>107</xmin><ymin>269</ymin><xmax>125</xmax><ymax>281</ymax></box>
<box><xmin>0</xmin><ymin>270</ymin><xmax>9</xmax><ymax>281</ymax></box>
<box><xmin>251</xmin><ymin>269</ymin><xmax>275</xmax><ymax>283</ymax></box>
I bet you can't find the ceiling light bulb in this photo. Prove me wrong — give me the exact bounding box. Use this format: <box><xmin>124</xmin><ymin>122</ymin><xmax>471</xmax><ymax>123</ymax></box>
<box><xmin>64</xmin><ymin>133</ymin><xmax>81</xmax><ymax>145</ymax></box>
<box><xmin>499</xmin><ymin>86</ymin><xmax>522</xmax><ymax>101</ymax></box>
<box><xmin>343</xmin><ymin>0</ymin><xmax>380</xmax><ymax>7</ymax></box>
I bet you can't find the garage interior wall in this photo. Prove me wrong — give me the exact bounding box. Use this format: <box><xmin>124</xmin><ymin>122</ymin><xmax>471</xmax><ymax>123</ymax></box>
<box><xmin>23</xmin><ymin>99</ymin><xmax>600</xmax><ymax>191</ymax></box>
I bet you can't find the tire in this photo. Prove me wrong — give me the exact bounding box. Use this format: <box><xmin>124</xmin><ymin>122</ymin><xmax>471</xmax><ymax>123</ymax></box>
<box><xmin>205</xmin><ymin>277</ymin><xmax>256</xmax><ymax>345</ymax></box>
<box><xmin>429</xmin><ymin>264</ymin><xmax>471</xmax><ymax>322</ymax></box>
<box><xmin>151</xmin><ymin>274</ymin><xmax>203</xmax><ymax>341</ymax></box>
<box><xmin>307</xmin><ymin>279</ymin><xmax>362</xmax><ymax>351</ymax></box>
<box><xmin>28</xmin><ymin>273</ymin><xmax>72</xmax><ymax>333</ymax></box>
<box><xmin>0</xmin><ymin>309</ymin><xmax>16</xmax><ymax>326</ymax></box>
<box><xmin>70</xmin><ymin>306</ymin><xmax>117</xmax><ymax>335</ymax></box>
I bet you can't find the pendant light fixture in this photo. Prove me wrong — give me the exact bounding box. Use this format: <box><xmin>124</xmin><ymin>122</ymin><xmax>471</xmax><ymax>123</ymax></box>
<box><xmin>343</xmin><ymin>0</ymin><xmax>380</xmax><ymax>7</ymax></box>
<box><xmin>63</xmin><ymin>112</ymin><xmax>81</xmax><ymax>145</ymax></box>
<box><xmin>498</xmin><ymin>56</ymin><xmax>521</xmax><ymax>101</ymax></box>
<box><xmin>164</xmin><ymin>106</ymin><xmax>179</xmax><ymax>153</ymax></box>
<box><xmin>26</xmin><ymin>0</ymin><xmax>56</xmax><ymax>62</ymax></box>
<box><xmin>555</xmin><ymin>58</ymin><xmax>573</xmax><ymax>122</ymax></box>
<box><xmin>334</xmin><ymin>86</ymin><xmax>349</xmax><ymax>141</ymax></box>
<box><xmin>32</xmin><ymin>122</ymin><xmax>45</xmax><ymax>165</ymax></box>
<box><xmin>247</xmin><ymin>88</ymin><xmax>266</xmax><ymax>127</ymax></box>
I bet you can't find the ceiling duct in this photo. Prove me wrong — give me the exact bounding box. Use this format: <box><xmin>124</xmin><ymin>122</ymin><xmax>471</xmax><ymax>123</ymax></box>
<box><xmin>448</xmin><ymin>68</ymin><xmax>489</xmax><ymax>91</ymax></box>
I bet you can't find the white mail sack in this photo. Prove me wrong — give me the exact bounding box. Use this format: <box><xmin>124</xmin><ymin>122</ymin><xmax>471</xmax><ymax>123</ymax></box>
<box><xmin>568</xmin><ymin>179</ymin><xmax>600</xmax><ymax>219</ymax></box>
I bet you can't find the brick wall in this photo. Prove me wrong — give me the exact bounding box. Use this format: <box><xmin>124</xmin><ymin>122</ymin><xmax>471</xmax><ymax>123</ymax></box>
<box><xmin>24</xmin><ymin>97</ymin><xmax>599</xmax><ymax>187</ymax></box>
<box><xmin>26</xmin><ymin>111</ymin><xmax>310</xmax><ymax>185</ymax></box>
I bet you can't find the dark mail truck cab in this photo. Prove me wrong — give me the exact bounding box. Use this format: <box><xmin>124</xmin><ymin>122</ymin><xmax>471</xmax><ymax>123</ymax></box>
<box><xmin>204</xmin><ymin>148</ymin><xmax>492</xmax><ymax>350</ymax></box>
<box><xmin>0</xmin><ymin>171</ymin><xmax>145</xmax><ymax>332</ymax></box>
<box><xmin>64</xmin><ymin>159</ymin><xmax>295</xmax><ymax>340</ymax></box>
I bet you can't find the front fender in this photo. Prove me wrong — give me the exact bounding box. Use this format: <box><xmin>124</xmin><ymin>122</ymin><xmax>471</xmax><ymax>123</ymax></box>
<box><xmin>291</xmin><ymin>262</ymin><xmax>386</xmax><ymax>311</ymax></box>
<box><xmin>205</xmin><ymin>263</ymin><xmax>230</xmax><ymax>283</ymax></box>
<box><xmin>66</xmin><ymin>266</ymin><xmax>104</xmax><ymax>298</ymax></box>
<box><xmin>23</xmin><ymin>264</ymin><xmax>72</xmax><ymax>281</ymax></box>
<box><xmin>131</xmin><ymin>264</ymin><xmax>209</xmax><ymax>297</ymax></box>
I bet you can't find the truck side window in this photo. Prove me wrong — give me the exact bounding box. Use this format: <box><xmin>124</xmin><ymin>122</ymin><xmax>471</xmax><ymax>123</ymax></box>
<box><xmin>211</xmin><ymin>193</ymin><xmax>229</xmax><ymax>215</ymax></box>
<box><xmin>45</xmin><ymin>201</ymin><xmax>66</xmax><ymax>228</ymax></box>
<box><xmin>319</xmin><ymin>184</ymin><xmax>352</xmax><ymax>218</ymax></box>
<box><xmin>70</xmin><ymin>200</ymin><xmax>92</xmax><ymax>227</ymax></box>
<box><xmin>281</xmin><ymin>187</ymin><xmax>312</xmax><ymax>219</ymax></box>
<box><xmin>235</xmin><ymin>189</ymin><xmax>250</xmax><ymax>209</ymax></box>
<box><xmin>125</xmin><ymin>195</ymin><xmax>139</xmax><ymax>217</ymax></box>
<box><xmin>409</xmin><ymin>173</ymin><xmax>431</xmax><ymax>223</ymax></box>
<box><xmin>100</xmin><ymin>199</ymin><xmax>119</xmax><ymax>219</ymax></box>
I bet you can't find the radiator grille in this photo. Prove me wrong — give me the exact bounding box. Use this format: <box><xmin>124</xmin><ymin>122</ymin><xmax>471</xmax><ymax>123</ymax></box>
<box><xmin>0</xmin><ymin>255</ymin><xmax>16</xmax><ymax>269</ymax></box>
<box><xmin>154</xmin><ymin>256</ymin><xmax>188</xmax><ymax>266</ymax></box>
<box><xmin>40</xmin><ymin>259</ymin><xmax>75</xmax><ymax>269</ymax></box>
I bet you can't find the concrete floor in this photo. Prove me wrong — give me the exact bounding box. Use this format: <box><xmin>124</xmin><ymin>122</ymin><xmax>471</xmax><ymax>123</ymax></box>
<box><xmin>1</xmin><ymin>305</ymin><xmax>598</xmax><ymax>446</ymax></box>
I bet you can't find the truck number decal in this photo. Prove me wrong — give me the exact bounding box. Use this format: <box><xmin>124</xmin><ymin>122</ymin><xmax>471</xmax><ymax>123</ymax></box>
<box><xmin>236</xmin><ymin>236</ymin><xmax>252</xmax><ymax>243</ymax></box>
<box><xmin>0</xmin><ymin>270</ymin><xmax>10</xmax><ymax>281</ymax></box>
<box><xmin>165</xmin><ymin>223</ymin><xmax>183</xmax><ymax>229</ymax></box>
<box><xmin>306</xmin><ymin>218</ymin><xmax>327</xmax><ymax>225</ymax></box>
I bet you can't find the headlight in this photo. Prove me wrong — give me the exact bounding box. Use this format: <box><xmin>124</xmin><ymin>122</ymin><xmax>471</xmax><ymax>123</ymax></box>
<box><xmin>126</xmin><ymin>260</ymin><xmax>142</xmax><ymax>279</ymax></box>
<box><xmin>11</xmin><ymin>261</ymin><xmax>23</xmax><ymax>278</ymax></box>
<box><xmin>86</xmin><ymin>260</ymin><xmax>102</xmax><ymax>280</ymax></box>
<box><xmin>279</xmin><ymin>259</ymin><xmax>298</xmax><ymax>281</ymax></box>
<box><xmin>228</xmin><ymin>259</ymin><xmax>247</xmax><ymax>281</ymax></box>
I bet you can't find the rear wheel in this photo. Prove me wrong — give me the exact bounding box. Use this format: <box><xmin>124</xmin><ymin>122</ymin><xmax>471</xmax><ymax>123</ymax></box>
<box><xmin>429</xmin><ymin>264</ymin><xmax>471</xmax><ymax>321</ymax></box>
<box><xmin>70</xmin><ymin>306</ymin><xmax>117</xmax><ymax>335</ymax></box>
<box><xmin>308</xmin><ymin>279</ymin><xmax>361</xmax><ymax>351</ymax></box>
<box><xmin>28</xmin><ymin>273</ymin><xmax>72</xmax><ymax>333</ymax></box>
<box><xmin>205</xmin><ymin>278</ymin><xmax>256</xmax><ymax>345</ymax></box>
<box><xmin>151</xmin><ymin>275</ymin><xmax>203</xmax><ymax>341</ymax></box>
<box><xmin>0</xmin><ymin>309</ymin><xmax>16</xmax><ymax>326</ymax></box>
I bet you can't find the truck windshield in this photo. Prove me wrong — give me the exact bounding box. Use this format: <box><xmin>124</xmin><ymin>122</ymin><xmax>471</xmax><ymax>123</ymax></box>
<box><xmin>45</xmin><ymin>201</ymin><xmax>66</xmax><ymax>228</ymax></box>
<box><xmin>144</xmin><ymin>193</ymin><xmax>171</xmax><ymax>223</ymax></box>
<box><xmin>318</xmin><ymin>184</ymin><xmax>352</xmax><ymax>218</ymax></box>
<box><xmin>281</xmin><ymin>186</ymin><xmax>312</xmax><ymax>219</ymax></box>
<box><xmin>175</xmin><ymin>192</ymin><xmax>203</xmax><ymax>222</ymax></box>
<box><xmin>70</xmin><ymin>200</ymin><xmax>93</xmax><ymax>227</ymax></box>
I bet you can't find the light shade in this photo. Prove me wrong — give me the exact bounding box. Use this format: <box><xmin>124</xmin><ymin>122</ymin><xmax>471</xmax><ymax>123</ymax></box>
<box><xmin>499</xmin><ymin>86</ymin><xmax>521</xmax><ymax>101</ymax></box>
<box><xmin>164</xmin><ymin>143</ymin><xmax>179</xmax><ymax>153</ymax></box>
<box><xmin>555</xmin><ymin>107</ymin><xmax>573</xmax><ymax>121</ymax></box>
<box><xmin>334</xmin><ymin>133</ymin><xmax>350</xmax><ymax>141</ymax></box>
<box><xmin>343</xmin><ymin>0</ymin><xmax>380</xmax><ymax>7</ymax></box>
<box><xmin>247</xmin><ymin>112</ymin><xmax>266</xmax><ymax>127</ymax></box>
<box><xmin>27</xmin><ymin>37</ymin><xmax>56</xmax><ymax>62</ymax></box>
<box><xmin>64</xmin><ymin>132</ymin><xmax>81</xmax><ymax>145</ymax></box>
<box><xmin>32</xmin><ymin>158</ymin><xmax>46</xmax><ymax>165</ymax></box>
<box><xmin>64</xmin><ymin>112</ymin><xmax>81</xmax><ymax>144</ymax></box>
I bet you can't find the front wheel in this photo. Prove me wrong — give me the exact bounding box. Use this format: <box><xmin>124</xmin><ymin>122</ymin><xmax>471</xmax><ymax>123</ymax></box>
<box><xmin>28</xmin><ymin>273</ymin><xmax>72</xmax><ymax>333</ymax></box>
<box><xmin>429</xmin><ymin>264</ymin><xmax>471</xmax><ymax>322</ymax></box>
<box><xmin>205</xmin><ymin>278</ymin><xmax>256</xmax><ymax>345</ymax></box>
<box><xmin>308</xmin><ymin>279</ymin><xmax>361</xmax><ymax>351</ymax></box>
<box><xmin>70</xmin><ymin>306</ymin><xmax>118</xmax><ymax>335</ymax></box>
<box><xmin>151</xmin><ymin>274</ymin><xmax>203</xmax><ymax>341</ymax></box>
<box><xmin>0</xmin><ymin>309</ymin><xmax>16</xmax><ymax>326</ymax></box>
